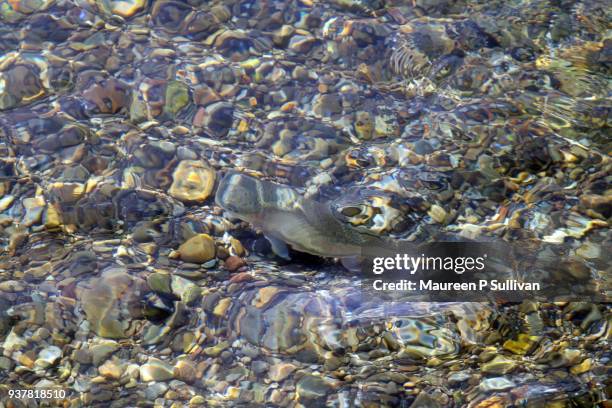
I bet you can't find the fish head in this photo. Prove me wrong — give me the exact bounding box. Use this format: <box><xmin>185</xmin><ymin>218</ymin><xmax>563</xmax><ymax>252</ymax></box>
<box><xmin>215</xmin><ymin>171</ymin><xmax>263</xmax><ymax>217</ymax></box>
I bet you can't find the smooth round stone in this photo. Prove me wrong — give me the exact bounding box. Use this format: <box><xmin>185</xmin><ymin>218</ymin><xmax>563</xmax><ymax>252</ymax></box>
<box><xmin>178</xmin><ymin>234</ymin><xmax>216</xmax><ymax>263</ymax></box>
<box><xmin>173</xmin><ymin>360</ymin><xmax>197</xmax><ymax>384</ymax></box>
<box><xmin>0</xmin><ymin>195</ymin><xmax>14</xmax><ymax>212</ymax></box>
<box><xmin>224</xmin><ymin>256</ymin><xmax>246</xmax><ymax>272</ymax></box>
<box><xmin>35</xmin><ymin>346</ymin><xmax>62</xmax><ymax>369</ymax></box>
<box><xmin>145</xmin><ymin>382</ymin><xmax>169</xmax><ymax>400</ymax></box>
<box><xmin>189</xmin><ymin>396</ymin><xmax>206</xmax><ymax>405</ymax></box>
<box><xmin>428</xmin><ymin>204</ymin><xmax>447</xmax><ymax>224</ymax></box>
<box><xmin>288</xmin><ymin>34</ymin><xmax>317</xmax><ymax>53</ymax></box>
<box><xmin>107</xmin><ymin>0</ymin><xmax>146</xmax><ymax>18</ymax></box>
<box><xmin>98</xmin><ymin>359</ymin><xmax>123</xmax><ymax>380</ymax></box>
<box><xmin>169</xmin><ymin>160</ymin><xmax>216</xmax><ymax>203</ymax></box>
<box><xmin>140</xmin><ymin>358</ymin><xmax>175</xmax><ymax>382</ymax></box>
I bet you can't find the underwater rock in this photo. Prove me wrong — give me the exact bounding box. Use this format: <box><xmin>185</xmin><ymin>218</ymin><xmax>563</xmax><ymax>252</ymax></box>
<box><xmin>169</xmin><ymin>160</ymin><xmax>216</xmax><ymax>203</ymax></box>
<box><xmin>178</xmin><ymin>233</ymin><xmax>216</xmax><ymax>263</ymax></box>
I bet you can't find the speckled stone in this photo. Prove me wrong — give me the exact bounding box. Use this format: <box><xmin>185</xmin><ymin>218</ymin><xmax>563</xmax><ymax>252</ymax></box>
<box><xmin>169</xmin><ymin>160</ymin><xmax>216</xmax><ymax>203</ymax></box>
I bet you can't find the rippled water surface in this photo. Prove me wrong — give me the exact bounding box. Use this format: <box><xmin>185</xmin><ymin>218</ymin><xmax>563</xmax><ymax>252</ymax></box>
<box><xmin>0</xmin><ymin>0</ymin><xmax>610</xmax><ymax>406</ymax></box>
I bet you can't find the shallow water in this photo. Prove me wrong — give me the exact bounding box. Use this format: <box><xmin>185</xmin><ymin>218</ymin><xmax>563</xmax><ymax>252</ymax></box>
<box><xmin>0</xmin><ymin>0</ymin><xmax>610</xmax><ymax>406</ymax></box>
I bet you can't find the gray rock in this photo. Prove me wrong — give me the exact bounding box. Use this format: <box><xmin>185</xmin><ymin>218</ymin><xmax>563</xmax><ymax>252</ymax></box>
<box><xmin>145</xmin><ymin>382</ymin><xmax>169</xmax><ymax>400</ymax></box>
<box><xmin>296</xmin><ymin>375</ymin><xmax>332</xmax><ymax>400</ymax></box>
<box><xmin>251</xmin><ymin>360</ymin><xmax>269</xmax><ymax>375</ymax></box>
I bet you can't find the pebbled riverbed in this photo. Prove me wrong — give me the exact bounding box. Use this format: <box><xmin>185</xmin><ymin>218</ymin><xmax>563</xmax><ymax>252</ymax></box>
<box><xmin>0</xmin><ymin>0</ymin><xmax>610</xmax><ymax>406</ymax></box>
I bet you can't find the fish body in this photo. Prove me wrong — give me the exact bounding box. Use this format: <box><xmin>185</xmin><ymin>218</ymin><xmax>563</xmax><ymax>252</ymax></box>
<box><xmin>215</xmin><ymin>171</ymin><xmax>390</xmax><ymax>258</ymax></box>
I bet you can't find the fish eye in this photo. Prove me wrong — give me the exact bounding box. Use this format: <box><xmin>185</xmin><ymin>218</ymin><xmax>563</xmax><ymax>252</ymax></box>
<box><xmin>335</xmin><ymin>203</ymin><xmax>379</xmax><ymax>228</ymax></box>
<box><xmin>340</xmin><ymin>206</ymin><xmax>362</xmax><ymax>217</ymax></box>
